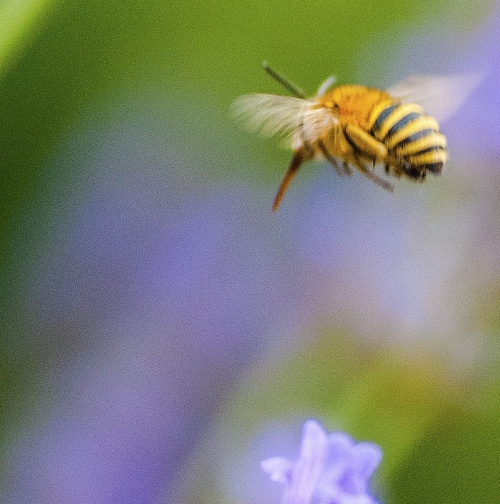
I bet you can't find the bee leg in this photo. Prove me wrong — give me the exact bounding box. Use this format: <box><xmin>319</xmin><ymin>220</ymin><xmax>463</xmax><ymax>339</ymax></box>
<box><xmin>273</xmin><ymin>150</ymin><xmax>304</xmax><ymax>211</ymax></box>
<box><xmin>344</xmin><ymin>124</ymin><xmax>388</xmax><ymax>162</ymax></box>
<box><xmin>352</xmin><ymin>157</ymin><xmax>394</xmax><ymax>192</ymax></box>
<box><xmin>318</xmin><ymin>140</ymin><xmax>345</xmax><ymax>177</ymax></box>
<box><xmin>343</xmin><ymin>161</ymin><xmax>352</xmax><ymax>176</ymax></box>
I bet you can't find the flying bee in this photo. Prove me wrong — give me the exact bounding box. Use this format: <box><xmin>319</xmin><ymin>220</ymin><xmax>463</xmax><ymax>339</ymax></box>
<box><xmin>232</xmin><ymin>62</ymin><xmax>480</xmax><ymax>210</ymax></box>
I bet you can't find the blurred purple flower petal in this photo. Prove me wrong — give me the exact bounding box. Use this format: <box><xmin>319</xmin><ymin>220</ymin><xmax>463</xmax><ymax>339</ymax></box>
<box><xmin>262</xmin><ymin>420</ymin><xmax>382</xmax><ymax>504</ymax></box>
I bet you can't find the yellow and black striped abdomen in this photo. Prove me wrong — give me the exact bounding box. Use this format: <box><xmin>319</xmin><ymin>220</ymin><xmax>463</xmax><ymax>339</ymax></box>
<box><xmin>368</xmin><ymin>101</ymin><xmax>447</xmax><ymax>180</ymax></box>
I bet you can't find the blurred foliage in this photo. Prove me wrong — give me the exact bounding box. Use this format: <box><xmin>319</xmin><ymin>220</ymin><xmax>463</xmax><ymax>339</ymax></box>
<box><xmin>0</xmin><ymin>0</ymin><xmax>54</xmax><ymax>77</ymax></box>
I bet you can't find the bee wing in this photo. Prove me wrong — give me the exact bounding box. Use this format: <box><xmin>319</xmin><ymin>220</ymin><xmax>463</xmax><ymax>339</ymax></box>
<box><xmin>231</xmin><ymin>94</ymin><xmax>313</xmax><ymax>139</ymax></box>
<box><xmin>387</xmin><ymin>73</ymin><xmax>482</xmax><ymax>123</ymax></box>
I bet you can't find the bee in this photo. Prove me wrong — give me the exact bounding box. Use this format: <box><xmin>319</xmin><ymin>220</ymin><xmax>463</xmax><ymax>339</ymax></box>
<box><xmin>232</xmin><ymin>62</ymin><xmax>480</xmax><ymax>211</ymax></box>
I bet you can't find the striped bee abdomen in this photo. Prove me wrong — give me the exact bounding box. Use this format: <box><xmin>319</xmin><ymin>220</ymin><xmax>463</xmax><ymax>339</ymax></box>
<box><xmin>368</xmin><ymin>100</ymin><xmax>447</xmax><ymax>180</ymax></box>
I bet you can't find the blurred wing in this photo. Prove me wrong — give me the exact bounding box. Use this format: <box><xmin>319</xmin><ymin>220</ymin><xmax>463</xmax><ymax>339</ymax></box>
<box><xmin>231</xmin><ymin>94</ymin><xmax>312</xmax><ymax>139</ymax></box>
<box><xmin>300</xmin><ymin>106</ymin><xmax>339</xmax><ymax>144</ymax></box>
<box><xmin>387</xmin><ymin>73</ymin><xmax>482</xmax><ymax>123</ymax></box>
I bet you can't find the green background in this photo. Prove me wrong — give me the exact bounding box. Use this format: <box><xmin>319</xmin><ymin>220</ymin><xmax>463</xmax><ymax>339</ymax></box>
<box><xmin>1</xmin><ymin>1</ymin><xmax>498</xmax><ymax>502</ymax></box>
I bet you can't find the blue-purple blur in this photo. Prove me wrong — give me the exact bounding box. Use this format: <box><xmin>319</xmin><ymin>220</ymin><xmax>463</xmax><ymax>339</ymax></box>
<box><xmin>262</xmin><ymin>420</ymin><xmax>382</xmax><ymax>504</ymax></box>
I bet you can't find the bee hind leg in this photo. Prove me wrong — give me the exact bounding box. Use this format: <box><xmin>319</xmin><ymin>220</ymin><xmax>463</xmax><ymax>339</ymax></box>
<box><xmin>273</xmin><ymin>150</ymin><xmax>304</xmax><ymax>211</ymax></box>
<box><xmin>318</xmin><ymin>141</ymin><xmax>346</xmax><ymax>177</ymax></box>
<box><xmin>353</xmin><ymin>158</ymin><xmax>394</xmax><ymax>192</ymax></box>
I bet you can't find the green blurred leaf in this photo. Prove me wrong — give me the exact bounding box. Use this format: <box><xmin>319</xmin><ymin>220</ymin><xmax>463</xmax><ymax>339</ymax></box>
<box><xmin>390</xmin><ymin>378</ymin><xmax>500</xmax><ymax>503</ymax></box>
<box><xmin>0</xmin><ymin>0</ymin><xmax>55</xmax><ymax>77</ymax></box>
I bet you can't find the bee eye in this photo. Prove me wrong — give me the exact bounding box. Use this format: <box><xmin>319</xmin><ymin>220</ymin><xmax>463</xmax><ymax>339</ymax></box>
<box><xmin>325</xmin><ymin>101</ymin><xmax>339</xmax><ymax>110</ymax></box>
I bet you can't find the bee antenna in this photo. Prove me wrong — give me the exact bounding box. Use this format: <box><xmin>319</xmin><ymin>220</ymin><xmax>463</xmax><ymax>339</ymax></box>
<box><xmin>262</xmin><ymin>61</ymin><xmax>306</xmax><ymax>99</ymax></box>
<box><xmin>316</xmin><ymin>76</ymin><xmax>336</xmax><ymax>97</ymax></box>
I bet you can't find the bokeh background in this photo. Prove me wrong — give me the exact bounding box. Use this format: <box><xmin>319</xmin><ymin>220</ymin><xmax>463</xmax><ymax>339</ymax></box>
<box><xmin>1</xmin><ymin>1</ymin><xmax>499</xmax><ymax>503</ymax></box>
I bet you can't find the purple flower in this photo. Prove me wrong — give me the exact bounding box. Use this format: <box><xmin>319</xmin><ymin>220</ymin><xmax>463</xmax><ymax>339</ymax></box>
<box><xmin>262</xmin><ymin>420</ymin><xmax>382</xmax><ymax>504</ymax></box>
